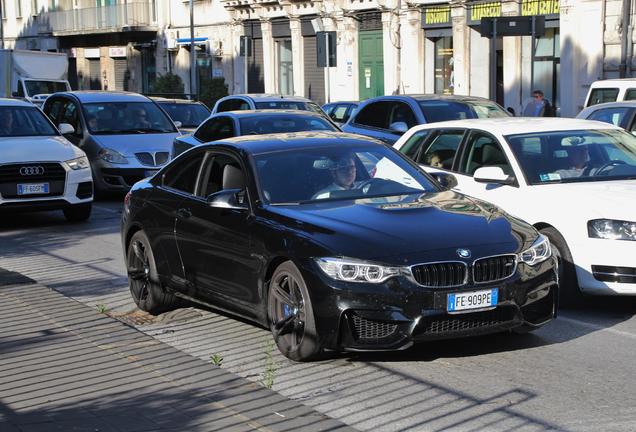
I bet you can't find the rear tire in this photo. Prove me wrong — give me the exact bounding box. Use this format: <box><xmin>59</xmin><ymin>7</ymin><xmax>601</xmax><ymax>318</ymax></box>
<box><xmin>539</xmin><ymin>227</ymin><xmax>582</xmax><ymax>308</ymax></box>
<box><xmin>126</xmin><ymin>230</ymin><xmax>179</xmax><ymax>315</ymax></box>
<box><xmin>63</xmin><ymin>203</ymin><xmax>92</xmax><ymax>222</ymax></box>
<box><xmin>267</xmin><ymin>261</ymin><xmax>323</xmax><ymax>361</ymax></box>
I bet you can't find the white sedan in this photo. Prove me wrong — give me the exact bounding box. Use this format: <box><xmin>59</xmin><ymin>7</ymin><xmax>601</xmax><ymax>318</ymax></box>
<box><xmin>394</xmin><ymin>117</ymin><xmax>636</xmax><ymax>304</ymax></box>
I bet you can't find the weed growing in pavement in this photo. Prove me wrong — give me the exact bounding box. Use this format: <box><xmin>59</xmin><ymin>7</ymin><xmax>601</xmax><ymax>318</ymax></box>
<box><xmin>261</xmin><ymin>340</ymin><xmax>278</xmax><ymax>389</ymax></box>
<box><xmin>96</xmin><ymin>304</ymin><xmax>108</xmax><ymax>313</ymax></box>
<box><xmin>210</xmin><ymin>353</ymin><xmax>223</xmax><ymax>367</ymax></box>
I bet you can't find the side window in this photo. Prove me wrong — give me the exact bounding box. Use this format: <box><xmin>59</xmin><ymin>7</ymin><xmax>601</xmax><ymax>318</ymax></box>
<box><xmin>399</xmin><ymin>130</ymin><xmax>430</xmax><ymax>160</ymax></box>
<box><xmin>44</xmin><ymin>99</ymin><xmax>65</xmax><ymax>124</ymax></box>
<box><xmin>60</xmin><ymin>101</ymin><xmax>82</xmax><ymax>136</ymax></box>
<box><xmin>217</xmin><ymin>99</ymin><xmax>248</xmax><ymax>112</ymax></box>
<box><xmin>198</xmin><ymin>154</ymin><xmax>246</xmax><ymax>198</ymax></box>
<box><xmin>163</xmin><ymin>152</ymin><xmax>205</xmax><ymax>194</ymax></box>
<box><xmin>459</xmin><ymin>132</ymin><xmax>512</xmax><ymax>176</ymax></box>
<box><xmin>388</xmin><ymin>102</ymin><xmax>418</xmax><ymax>128</ymax></box>
<box><xmin>624</xmin><ymin>89</ymin><xmax>636</xmax><ymax>100</ymax></box>
<box><xmin>194</xmin><ymin>117</ymin><xmax>235</xmax><ymax>142</ymax></box>
<box><xmin>331</xmin><ymin>105</ymin><xmax>349</xmax><ymax>122</ymax></box>
<box><xmin>417</xmin><ymin>130</ymin><xmax>464</xmax><ymax>170</ymax></box>
<box><xmin>588</xmin><ymin>107</ymin><xmax>630</xmax><ymax>126</ymax></box>
<box><xmin>352</xmin><ymin>101</ymin><xmax>391</xmax><ymax>129</ymax></box>
<box><xmin>587</xmin><ymin>88</ymin><xmax>619</xmax><ymax>106</ymax></box>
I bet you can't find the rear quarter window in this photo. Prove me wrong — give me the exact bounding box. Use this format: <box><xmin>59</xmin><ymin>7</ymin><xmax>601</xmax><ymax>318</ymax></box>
<box><xmin>587</xmin><ymin>88</ymin><xmax>619</xmax><ymax>106</ymax></box>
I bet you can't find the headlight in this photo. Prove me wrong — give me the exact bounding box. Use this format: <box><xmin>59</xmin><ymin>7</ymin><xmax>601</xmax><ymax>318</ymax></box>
<box><xmin>518</xmin><ymin>234</ymin><xmax>551</xmax><ymax>266</ymax></box>
<box><xmin>65</xmin><ymin>156</ymin><xmax>90</xmax><ymax>170</ymax></box>
<box><xmin>588</xmin><ymin>219</ymin><xmax>636</xmax><ymax>241</ymax></box>
<box><xmin>314</xmin><ymin>257</ymin><xmax>402</xmax><ymax>283</ymax></box>
<box><xmin>98</xmin><ymin>148</ymin><xmax>128</xmax><ymax>164</ymax></box>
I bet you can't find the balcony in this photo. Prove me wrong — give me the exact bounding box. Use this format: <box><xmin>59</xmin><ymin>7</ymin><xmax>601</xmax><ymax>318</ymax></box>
<box><xmin>40</xmin><ymin>2</ymin><xmax>157</xmax><ymax>36</ymax></box>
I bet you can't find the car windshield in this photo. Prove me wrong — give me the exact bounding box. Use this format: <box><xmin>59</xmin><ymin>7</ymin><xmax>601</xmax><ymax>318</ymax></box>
<box><xmin>24</xmin><ymin>81</ymin><xmax>68</xmax><ymax>97</ymax></box>
<box><xmin>240</xmin><ymin>115</ymin><xmax>338</xmax><ymax>135</ymax></box>
<box><xmin>418</xmin><ymin>101</ymin><xmax>509</xmax><ymax>122</ymax></box>
<box><xmin>254</xmin><ymin>144</ymin><xmax>437</xmax><ymax>205</ymax></box>
<box><xmin>0</xmin><ymin>106</ymin><xmax>58</xmax><ymax>137</ymax></box>
<box><xmin>158</xmin><ymin>102</ymin><xmax>209</xmax><ymax>128</ymax></box>
<box><xmin>506</xmin><ymin>129</ymin><xmax>636</xmax><ymax>184</ymax></box>
<box><xmin>83</xmin><ymin>102</ymin><xmax>176</xmax><ymax>134</ymax></box>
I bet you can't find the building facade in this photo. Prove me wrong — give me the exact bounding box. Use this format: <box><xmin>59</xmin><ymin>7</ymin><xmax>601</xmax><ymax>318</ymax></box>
<box><xmin>0</xmin><ymin>0</ymin><xmax>631</xmax><ymax>116</ymax></box>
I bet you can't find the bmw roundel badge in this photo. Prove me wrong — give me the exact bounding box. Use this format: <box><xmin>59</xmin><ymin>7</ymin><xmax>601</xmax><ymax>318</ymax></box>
<box><xmin>457</xmin><ymin>248</ymin><xmax>472</xmax><ymax>259</ymax></box>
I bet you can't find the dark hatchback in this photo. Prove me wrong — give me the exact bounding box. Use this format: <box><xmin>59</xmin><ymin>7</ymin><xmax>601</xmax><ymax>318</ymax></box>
<box><xmin>121</xmin><ymin>132</ymin><xmax>557</xmax><ymax>361</ymax></box>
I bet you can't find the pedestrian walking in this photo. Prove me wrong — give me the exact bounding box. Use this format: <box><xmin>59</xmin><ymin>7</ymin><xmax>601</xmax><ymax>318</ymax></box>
<box><xmin>523</xmin><ymin>89</ymin><xmax>555</xmax><ymax>117</ymax></box>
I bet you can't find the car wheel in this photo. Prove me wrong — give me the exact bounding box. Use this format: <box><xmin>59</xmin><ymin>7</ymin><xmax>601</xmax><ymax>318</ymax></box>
<box><xmin>539</xmin><ymin>227</ymin><xmax>582</xmax><ymax>308</ymax></box>
<box><xmin>63</xmin><ymin>203</ymin><xmax>92</xmax><ymax>222</ymax></box>
<box><xmin>126</xmin><ymin>230</ymin><xmax>179</xmax><ymax>315</ymax></box>
<box><xmin>268</xmin><ymin>261</ymin><xmax>322</xmax><ymax>361</ymax></box>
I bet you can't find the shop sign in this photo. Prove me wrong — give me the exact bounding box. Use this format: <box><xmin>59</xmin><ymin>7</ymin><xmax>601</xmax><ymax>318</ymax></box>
<box><xmin>422</xmin><ymin>6</ymin><xmax>451</xmax><ymax>28</ymax></box>
<box><xmin>109</xmin><ymin>47</ymin><xmax>126</xmax><ymax>58</ymax></box>
<box><xmin>521</xmin><ymin>0</ymin><xmax>559</xmax><ymax>16</ymax></box>
<box><xmin>84</xmin><ymin>48</ymin><xmax>100</xmax><ymax>59</ymax></box>
<box><xmin>468</xmin><ymin>1</ymin><xmax>502</xmax><ymax>24</ymax></box>
<box><xmin>212</xmin><ymin>69</ymin><xmax>223</xmax><ymax>78</ymax></box>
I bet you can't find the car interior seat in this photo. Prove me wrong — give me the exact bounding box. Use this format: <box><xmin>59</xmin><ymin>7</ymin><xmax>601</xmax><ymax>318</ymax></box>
<box><xmin>222</xmin><ymin>164</ymin><xmax>245</xmax><ymax>190</ymax></box>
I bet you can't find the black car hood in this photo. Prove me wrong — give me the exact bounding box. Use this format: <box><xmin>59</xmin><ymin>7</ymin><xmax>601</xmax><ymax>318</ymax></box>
<box><xmin>266</xmin><ymin>191</ymin><xmax>536</xmax><ymax>264</ymax></box>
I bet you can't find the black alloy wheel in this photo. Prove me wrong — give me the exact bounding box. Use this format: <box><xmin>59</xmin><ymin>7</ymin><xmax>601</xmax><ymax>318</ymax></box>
<box><xmin>268</xmin><ymin>261</ymin><xmax>322</xmax><ymax>361</ymax></box>
<box><xmin>127</xmin><ymin>231</ymin><xmax>178</xmax><ymax>315</ymax></box>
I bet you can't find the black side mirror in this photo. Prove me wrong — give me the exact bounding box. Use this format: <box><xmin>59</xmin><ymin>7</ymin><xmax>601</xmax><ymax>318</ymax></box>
<box><xmin>206</xmin><ymin>189</ymin><xmax>248</xmax><ymax>210</ymax></box>
<box><xmin>432</xmin><ymin>172</ymin><xmax>458</xmax><ymax>190</ymax></box>
<box><xmin>506</xmin><ymin>107</ymin><xmax>516</xmax><ymax>116</ymax></box>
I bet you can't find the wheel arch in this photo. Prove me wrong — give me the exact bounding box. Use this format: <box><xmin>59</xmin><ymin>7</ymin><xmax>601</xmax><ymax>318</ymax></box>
<box><xmin>124</xmin><ymin>223</ymin><xmax>144</xmax><ymax>254</ymax></box>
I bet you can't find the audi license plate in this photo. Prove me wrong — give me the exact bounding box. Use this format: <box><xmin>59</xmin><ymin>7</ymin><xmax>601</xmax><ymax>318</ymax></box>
<box><xmin>447</xmin><ymin>288</ymin><xmax>498</xmax><ymax>312</ymax></box>
<box><xmin>17</xmin><ymin>183</ymin><xmax>49</xmax><ymax>195</ymax></box>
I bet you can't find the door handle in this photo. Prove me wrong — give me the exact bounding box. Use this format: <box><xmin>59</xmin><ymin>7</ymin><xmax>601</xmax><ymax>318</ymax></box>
<box><xmin>177</xmin><ymin>208</ymin><xmax>192</xmax><ymax>219</ymax></box>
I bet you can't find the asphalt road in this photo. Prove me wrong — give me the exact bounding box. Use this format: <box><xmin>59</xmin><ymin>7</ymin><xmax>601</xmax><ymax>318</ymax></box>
<box><xmin>2</xmin><ymin>198</ymin><xmax>636</xmax><ymax>432</ymax></box>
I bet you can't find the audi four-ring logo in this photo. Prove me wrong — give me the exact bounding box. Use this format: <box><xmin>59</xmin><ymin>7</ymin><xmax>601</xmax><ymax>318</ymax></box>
<box><xmin>19</xmin><ymin>166</ymin><xmax>45</xmax><ymax>176</ymax></box>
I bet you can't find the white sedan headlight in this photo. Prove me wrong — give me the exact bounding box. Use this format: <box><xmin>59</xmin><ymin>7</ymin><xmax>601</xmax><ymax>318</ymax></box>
<box><xmin>65</xmin><ymin>156</ymin><xmax>90</xmax><ymax>170</ymax></box>
<box><xmin>588</xmin><ymin>219</ymin><xmax>636</xmax><ymax>241</ymax></box>
<box><xmin>98</xmin><ymin>148</ymin><xmax>128</xmax><ymax>164</ymax></box>
<box><xmin>314</xmin><ymin>257</ymin><xmax>402</xmax><ymax>283</ymax></box>
<box><xmin>518</xmin><ymin>234</ymin><xmax>551</xmax><ymax>266</ymax></box>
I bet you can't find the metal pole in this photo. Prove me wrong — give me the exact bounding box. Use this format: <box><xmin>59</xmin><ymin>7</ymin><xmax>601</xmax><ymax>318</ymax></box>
<box><xmin>244</xmin><ymin>37</ymin><xmax>249</xmax><ymax>93</ymax></box>
<box><xmin>530</xmin><ymin>16</ymin><xmax>535</xmax><ymax>92</ymax></box>
<box><xmin>325</xmin><ymin>32</ymin><xmax>330</xmax><ymax>104</ymax></box>
<box><xmin>490</xmin><ymin>19</ymin><xmax>497</xmax><ymax>101</ymax></box>
<box><xmin>0</xmin><ymin>0</ymin><xmax>4</xmax><ymax>50</ymax></box>
<box><xmin>189</xmin><ymin>0</ymin><xmax>196</xmax><ymax>99</ymax></box>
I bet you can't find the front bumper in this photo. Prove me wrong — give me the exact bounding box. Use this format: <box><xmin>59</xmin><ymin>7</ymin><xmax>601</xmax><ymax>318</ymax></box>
<box><xmin>92</xmin><ymin>158</ymin><xmax>163</xmax><ymax>192</ymax></box>
<box><xmin>301</xmin><ymin>257</ymin><xmax>557</xmax><ymax>352</ymax></box>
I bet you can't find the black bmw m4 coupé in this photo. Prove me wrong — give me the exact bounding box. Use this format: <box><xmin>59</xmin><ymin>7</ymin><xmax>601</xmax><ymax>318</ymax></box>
<box><xmin>121</xmin><ymin>131</ymin><xmax>557</xmax><ymax>361</ymax></box>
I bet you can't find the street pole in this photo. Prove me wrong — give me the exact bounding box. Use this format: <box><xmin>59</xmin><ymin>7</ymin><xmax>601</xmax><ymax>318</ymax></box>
<box><xmin>0</xmin><ymin>0</ymin><xmax>4</xmax><ymax>50</ymax></box>
<box><xmin>325</xmin><ymin>31</ymin><xmax>330</xmax><ymax>104</ymax></box>
<box><xmin>530</xmin><ymin>16</ymin><xmax>536</xmax><ymax>92</ymax></box>
<box><xmin>244</xmin><ymin>37</ymin><xmax>249</xmax><ymax>93</ymax></box>
<box><xmin>490</xmin><ymin>18</ymin><xmax>497</xmax><ymax>101</ymax></box>
<box><xmin>189</xmin><ymin>0</ymin><xmax>196</xmax><ymax>100</ymax></box>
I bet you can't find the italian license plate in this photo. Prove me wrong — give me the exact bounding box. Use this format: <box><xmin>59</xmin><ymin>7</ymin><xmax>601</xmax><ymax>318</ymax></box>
<box><xmin>17</xmin><ymin>183</ymin><xmax>49</xmax><ymax>195</ymax></box>
<box><xmin>447</xmin><ymin>288</ymin><xmax>498</xmax><ymax>312</ymax></box>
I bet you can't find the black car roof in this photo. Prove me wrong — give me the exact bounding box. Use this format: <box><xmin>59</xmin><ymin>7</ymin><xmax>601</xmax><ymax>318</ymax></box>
<box><xmin>206</xmin><ymin>131</ymin><xmax>383</xmax><ymax>155</ymax></box>
<box><xmin>370</xmin><ymin>94</ymin><xmax>497</xmax><ymax>103</ymax></box>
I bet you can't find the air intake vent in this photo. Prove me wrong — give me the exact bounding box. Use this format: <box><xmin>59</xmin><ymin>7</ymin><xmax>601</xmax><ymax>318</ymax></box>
<box><xmin>351</xmin><ymin>315</ymin><xmax>398</xmax><ymax>341</ymax></box>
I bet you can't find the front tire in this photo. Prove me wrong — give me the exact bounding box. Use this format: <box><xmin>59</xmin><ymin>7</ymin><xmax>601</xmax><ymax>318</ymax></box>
<box><xmin>63</xmin><ymin>203</ymin><xmax>92</xmax><ymax>222</ymax></box>
<box><xmin>126</xmin><ymin>230</ymin><xmax>179</xmax><ymax>315</ymax></box>
<box><xmin>267</xmin><ymin>261</ymin><xmax>323</xmax><ymax>361</ymax></box>
<box><xmin>540</xmin><ymin>227</ymin><xmax>582</xmax><ymax>308</ymax></box>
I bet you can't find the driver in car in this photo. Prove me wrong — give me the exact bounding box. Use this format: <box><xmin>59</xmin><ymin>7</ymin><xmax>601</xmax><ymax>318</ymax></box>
<box><xmin>313</xmin><ymin>153</ymin><xmax>361</xmax><ymax>199</ymax></box>
<box><xmin>555</xmin><ymin>145</ymin><xmax>596</xmax><ymax>178</ymax></box>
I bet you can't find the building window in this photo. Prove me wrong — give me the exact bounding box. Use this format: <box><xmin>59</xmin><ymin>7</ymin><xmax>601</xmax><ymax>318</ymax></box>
<box><xmin>434</xmin><ymin>37</ymin><xmax>454</xmax><ymax>95</ymax></box>
<box><xmin>1</xmin><ymin>0</ymin><xmax>6</xmax><ymax>18</ymax></box>
<box><xmin>15</xmin><ymin>0</ymin><xmax>22</xmax><ymax>17</ymax></box>
<box><xmin>533</xmin><ymin>27</ymin><xmax>560</xmax><ymax>110</ymax></box>
<box><xmin>277</xmin><ymin>39</ymin><xmax>293</xmax><ymax>95</ymax></box>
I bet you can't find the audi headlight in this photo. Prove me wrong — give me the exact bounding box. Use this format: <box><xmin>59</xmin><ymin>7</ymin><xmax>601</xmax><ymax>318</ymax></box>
<box><xmin>518</xmin><ymin>234</ymin><xmax>551</xmax><ymax>266</ymax></box>
<box><xmin>588</xmin><ymin>219</ymin><xmax>636</xmax><ymax>241</ymax></box>
<box><xmin>314</xmin><ymin>257</ymin><xmax>402</xmax><ymax>283</ymax></box>
<box><xmin>65</xmin><ymin>156</ymin><xmax>90</xmax><ymax>170</ymax></box>
<box><xmin>98</xmin><ymin>148</ymin><xmax>128</xmax><ymax>164</ymax></box>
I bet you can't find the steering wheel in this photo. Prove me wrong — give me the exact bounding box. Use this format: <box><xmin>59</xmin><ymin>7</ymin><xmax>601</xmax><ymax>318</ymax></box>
<box><xmin>592</xmin><ymin>159</ymin><xmax>627</xmax><ymax>176</ymax></box>
<box><xmin>357</xmin><ymin>178</ymin><xmax>394</xmax><ymax>195</ymax></box>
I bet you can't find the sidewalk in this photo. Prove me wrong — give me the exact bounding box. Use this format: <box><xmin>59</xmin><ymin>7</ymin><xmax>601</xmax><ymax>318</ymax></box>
<box><xmin>0</xmin><ymin>269</ymin><xmax>354</xmax><ymax>432</ymax></box>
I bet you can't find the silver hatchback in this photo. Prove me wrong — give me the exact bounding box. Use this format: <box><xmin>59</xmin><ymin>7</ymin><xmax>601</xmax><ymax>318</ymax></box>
<box><xmin>43</xmin><ymin>91</ymin><xmax>180</xmax><ymax>192</ymax></box>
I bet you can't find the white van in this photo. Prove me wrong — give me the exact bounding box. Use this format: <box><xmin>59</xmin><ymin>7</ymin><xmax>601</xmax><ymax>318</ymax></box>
<box><xmin>584</xmin><ymin>78</ymin><xmax>636</xmax><ymax>107</ymax></box>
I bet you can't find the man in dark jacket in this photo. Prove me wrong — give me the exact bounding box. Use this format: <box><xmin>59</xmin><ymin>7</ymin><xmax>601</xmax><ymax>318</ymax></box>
<box><xmin>523</xmin><ymin>90</ymin><xmax>555</xmax><ymax>117</ymax></box>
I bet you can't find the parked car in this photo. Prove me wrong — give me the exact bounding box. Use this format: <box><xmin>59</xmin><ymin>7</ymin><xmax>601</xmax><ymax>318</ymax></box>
<box><xmin>322</xmin><ymin>101</ymin><xmax>358</xmax><ymax>125</ymax></box>
<box><xmin>151</xmin><ymin>97</ymin><xmax>210</xmax><ymax>133</ymax></box>
<box><xmin>172</xmin><ymin>110</ymin><xmax>341</xmax><ymax>158</ymax></box>
<box><xmin>342</xmin><ymin>95</ymin><xmax>510</xmax><ymax>145</ymax></box>
<box><xmin>584</xmin><ymin>79</ymin><xmax>636</xmax><ymax>108</ymax></box>
<box><xmin>0</xmin><ymin>98</ymin><xmax>93</xmax><ymax>221</ymax></box>
<box><xmin>394</xmin><ymin>117</ymin><xmax>636</xmax><ymax>304</ymax></box>
<box><xmin>212</xmin><ymin>94</ymin><xmax>327</xmax><ymax>116</ymax></box>
<box><xmin>42</xmin><ymin>91</ymin><xmax>180</xmax><ymax>193</ymax></box>
<box><xmin>122</xmin><ymin>131</ymin><xmax>557</xmax><ymax>361</ymax></box>
<box><xmin>577</xmin><ymin>101</ymin><xmax>636</xmax><ymax>134</ymax></box>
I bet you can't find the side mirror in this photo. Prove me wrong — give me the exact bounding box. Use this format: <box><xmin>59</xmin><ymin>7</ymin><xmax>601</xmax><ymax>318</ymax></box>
<box><xmin>506</xmin><ymin>107</ymin><xmax>516</xmax><ymax>116</ymax></box>
<box><xmin>58</xmin><ymin>123</ymin><xmax>75</xmax><ymax>135</ymax></box>
<box><xmin>389</xmin><ymin>121</ymin><xmax>409</xmax><ymax>134</ymax></box>
<box><xmin>432</xmin><ymin>172</ymin><xmax>458</xmax><ymax>190</ymax></box>
<box><xmin>206</xmin><ymin>189</ymin><xmax>248</xmax><ymax>210</ymax></box>
<box><xmin>173</xmin><ymin>121</ymin><xmax>182</xmax><ymax>129</ymax></box>
<box><xmin>474</xmin><ymin>167</ymin><xmax>515</xmax><ymax>185</ymax></box>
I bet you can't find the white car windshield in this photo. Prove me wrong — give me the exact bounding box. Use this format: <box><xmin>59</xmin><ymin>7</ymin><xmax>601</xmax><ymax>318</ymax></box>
<box><xmin>506</xmin><ymin>129</ymin><xmax>636</xmax><ymax>184</ymax></box>
<box><xmin>0</xmin><ymin>106</ymin><xmax>58</xmax><ymax>137</ymax></box>
<box><xmin>255</xmin><ymin>144</ymin><xmax>437</xmax><ymax>205</ymax></box>
<box><xmin>83</xmin><ymin>102</ymin><xmax>176</xmax><ymax>134</ymax></box>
